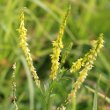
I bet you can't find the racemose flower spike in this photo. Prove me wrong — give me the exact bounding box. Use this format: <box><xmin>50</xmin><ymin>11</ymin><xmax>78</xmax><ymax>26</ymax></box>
<box><xmin>12</xmin><ymin>63</ymin><xmax>18</xmax><ymax>110</ymax></box>
<box><xmin>50</xmin><ymin>6</ymin><xmax>71</xmax><ymax>80</ymax></box>
<box><xmin>68</xmin><ymin>34</ymin><xmax>104</xmax><ymax>102</ymax></box>
<box><xmin>18</xmin><ymin>10</ymin><xmax>40</xmax><ymax>87</ymax></box>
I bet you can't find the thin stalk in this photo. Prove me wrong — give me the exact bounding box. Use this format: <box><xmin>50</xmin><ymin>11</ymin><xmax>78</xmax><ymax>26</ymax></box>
<box><xmin>85</xmin><ymin>85</ymin><xmax>110</xmax><ymax>104</ymax></box>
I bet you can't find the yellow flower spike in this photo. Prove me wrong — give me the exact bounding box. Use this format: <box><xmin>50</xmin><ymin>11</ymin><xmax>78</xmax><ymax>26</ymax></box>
<box><xmin>50</xmin><ymin>6</ymin><xmax>71</xmax><ymax>80</ymax></box>
<box><xmin>70</xmin><ymin>33</ymin><xmax>104</xmax><ymax>74</ymax></box>
<box><xmin>70</xmin><ymin>58</ymin><xmax>83</xmax><ymax>73</ymax></box>
<box><xmin>95</xmin><ymin>33</ymin><xmax>104</xmax><ymax>52</ymax></box>
<box><xmin>12</xmin><ymin>63</ymin><xmax>18</xmax><ymax>110</ymax></box>
<box><xmin>18</xmin><ymin>10</ymin><xmax>40</xmax><ymax>87</ymax></box>
<box><xmin>68</xmin><ymin>34</ymin><xmax>104</xmax><ymax>102</ymax></box>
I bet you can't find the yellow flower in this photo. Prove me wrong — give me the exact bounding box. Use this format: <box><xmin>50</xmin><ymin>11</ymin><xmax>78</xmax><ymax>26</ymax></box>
<box><xmin>57</xmin><ymin>105</ymin><xmax>66</xmax><ymax>110</ymax></box>
<box><xmin>70</xmin><ymin>58</ymin><xmax>83</xmax><ymax>73</ymax></box>
<box><xmin>18</xmin><ymin>10</ymin><xmax>40</xmax><ymax>87</ymax></box>
<box><xmin>68</xmin><ymin>34</ymin><xmax>104</xmax><ymax>102</ymax></box>
<box><xmin>70</xmin><ymin>34</ymin><xmax>104</xmax><ymax>74</ymax></box>
<box><xmin>50</xmin><ymin>6</ymin><xmax>71</xmax><ymax>80</ymax></box>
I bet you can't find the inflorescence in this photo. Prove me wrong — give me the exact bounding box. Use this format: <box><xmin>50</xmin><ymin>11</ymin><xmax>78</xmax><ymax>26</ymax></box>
<box><xmin>12</xmin><ymin>63</ymin><xmax>18</xmax><ymax>110</ymax></box>
<box><xmin>18</xmin><ymin>10</ymin><xmax>40</xmax><ymax>87</ymax></box>
<box><xmin>68</xmin><ymin>34</ymin><xmax>104</xmax><ymax>102</ymax></box>
<box><xmin>49</xmin><ymin>6</ymin><xmax>71</xmax><ymax>80</ymax></box>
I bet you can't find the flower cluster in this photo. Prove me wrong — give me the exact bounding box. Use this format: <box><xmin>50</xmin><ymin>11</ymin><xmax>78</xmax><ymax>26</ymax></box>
<box><xmin>68</xmin><ymin>34</ymin><xmax>104</xmax><ymax>102</ymax></box>
<box><xmin>12</xmin><ymin>63</ymin><xmax>18</xmax><ymax>110</ymax></box>
<box><xmin>57</xmin><ymin>105</ymin><xmax>66</xmax><ymax>110</ymax></box>
<box><xmin>70</xmin><ymin>58</ymin><xmax>83</xmax><ymax>73</ymax></box>
<box><xmin>50</xmin><ymin>6</ymin><xmax>70</xmax><ymax>80</ymax></box>
<box><xmin>18</xmin><ymin>11</ymin><xmax>40</xmax><ymax>87</ymax></box>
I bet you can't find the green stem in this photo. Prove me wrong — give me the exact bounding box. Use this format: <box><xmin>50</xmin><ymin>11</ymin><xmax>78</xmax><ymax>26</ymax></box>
<box><xmin>85</xmin><ymin>85</ymin><xmax>110</xmax><ymax>104</ymax></box>
<box><xmin>46</xmin><ymin>80</ymin><xmax>54</xmax><ymax>110</ymax></box>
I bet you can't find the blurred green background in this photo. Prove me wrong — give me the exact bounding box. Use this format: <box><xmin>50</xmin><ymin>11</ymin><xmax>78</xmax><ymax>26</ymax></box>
<box><xmin>0</xmin><ymin>0</ymin><xmax>110</xmax><ymax>110</ymax></box>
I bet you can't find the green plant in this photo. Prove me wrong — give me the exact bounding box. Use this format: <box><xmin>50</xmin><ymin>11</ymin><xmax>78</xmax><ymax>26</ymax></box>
<box><xmin>1</xmin><ymin>0</ymin><xmax>110</xmax><ymax>110</ymax></box>
<box><xmin>11</xmin><ymin>63</ymin><xmax>18</xmax><ymax>110</ymax></box>
<box><xmin>16</xmin><ymin>7</ymin><xmax>104</xmax><ymax>110</ymax></box>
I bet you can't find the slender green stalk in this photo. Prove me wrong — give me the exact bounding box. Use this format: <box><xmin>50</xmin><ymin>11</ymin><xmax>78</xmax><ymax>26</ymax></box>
<box><xmin>85</xmin><ymin>85</ymin><xmax>110</xmax><ymax>104</ymax></box>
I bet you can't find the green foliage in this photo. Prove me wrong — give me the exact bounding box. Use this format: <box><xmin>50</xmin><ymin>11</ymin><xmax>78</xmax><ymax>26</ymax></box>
<box><xmin>0</xmin><ymin>0</ymin><xmax>110</xmax><ymax>110</ymax></box>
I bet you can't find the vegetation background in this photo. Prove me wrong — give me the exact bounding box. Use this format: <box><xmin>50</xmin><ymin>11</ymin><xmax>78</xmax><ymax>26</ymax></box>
<box><xmin>0</xmin><ymin>0</ymin><xmax>110</xmax><ymax>110</ymax></box>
